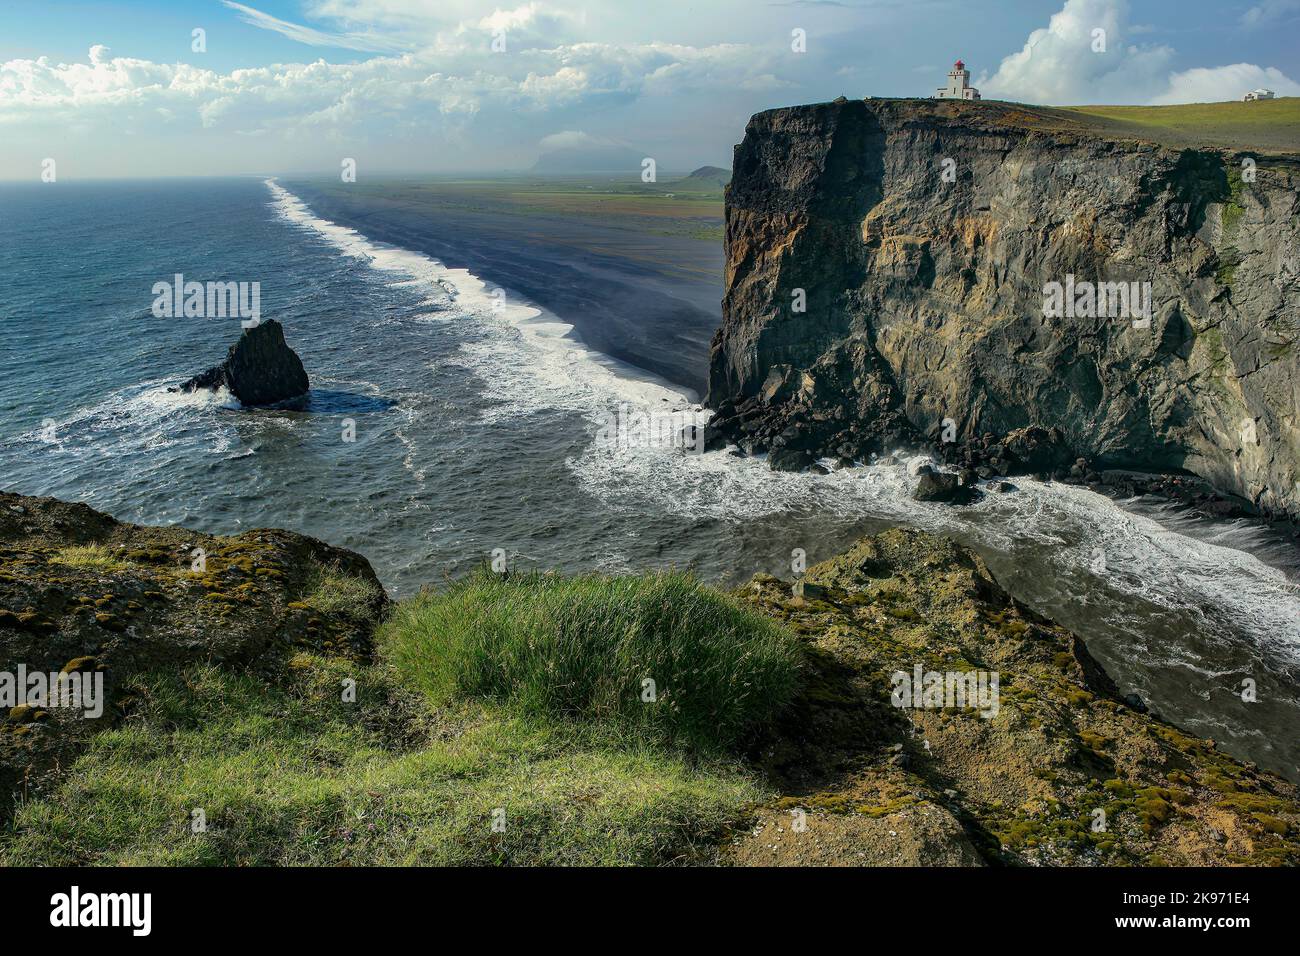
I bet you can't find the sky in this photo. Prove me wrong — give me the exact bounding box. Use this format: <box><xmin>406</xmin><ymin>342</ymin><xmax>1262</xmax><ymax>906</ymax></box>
<box><xmin>0</xmin><ymin>0</ymin><xmax>1297</xmax><ymax>179</ymax></box>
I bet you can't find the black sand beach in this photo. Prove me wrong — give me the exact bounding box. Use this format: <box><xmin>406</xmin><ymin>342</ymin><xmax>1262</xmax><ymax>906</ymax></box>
<box><xmin>284</xmin><ymin>177</ymin><xmax>725</xmax><ymax>394</ymax></box>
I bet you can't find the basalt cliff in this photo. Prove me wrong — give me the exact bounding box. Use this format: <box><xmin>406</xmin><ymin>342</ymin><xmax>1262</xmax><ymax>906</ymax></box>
<box><xmin>706</xmin><ymin>98</ymin><xmax>1300</xmax><ymax>517</ymax></box>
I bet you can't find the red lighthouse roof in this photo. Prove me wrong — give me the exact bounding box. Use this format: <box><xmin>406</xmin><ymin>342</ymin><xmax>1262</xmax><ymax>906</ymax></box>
<box><xmin>954</xmin><ymin>59</ymin><xmax>965</xmax><ymax>70</ymax></box>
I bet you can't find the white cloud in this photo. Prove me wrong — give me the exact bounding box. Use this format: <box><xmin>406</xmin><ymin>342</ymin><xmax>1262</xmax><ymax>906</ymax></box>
<box><xmin>980</xmin><ymin>0</ymin><xmax>1174</xmax><ymax>104</ymax></box>
<box><xmin>474</xmin><ymin>2</ymin><xmax>566</xmax><ymax>35</ymax></box>
<box><xmin>1240</xmin><ymin>0</ymin><xmax>1300</xmax><ymax>28</ymax></box>
<box><xmin>981</xmin><ymin>0</ymin><xmax>1299</xmax><ymax>105</ymax></box>
<box><xmin>519</xmin><ymin>66</ymin><xmax>588</xmax><ymax>101</ymax></box>
<box><xmin>1152</xmin><ymin>63</ymin><xmax>1300</xmax><ymax>104</ymax></box>
<box><xmin>0</xmin><ymin>30</ymin><xmax>775</xmax><ymax>130</ymax></box>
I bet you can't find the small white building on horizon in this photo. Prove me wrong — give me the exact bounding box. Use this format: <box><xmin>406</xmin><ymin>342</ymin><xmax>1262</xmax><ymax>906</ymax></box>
<box><xmin>935</xmin><ymin>60</ymin><xmax>981</xmax><ymax>100</ymax></box>
<box><xmin>1243</xmin><ymin>88</ymin><xmax>1275</xmax><ymax>101</ymax></box>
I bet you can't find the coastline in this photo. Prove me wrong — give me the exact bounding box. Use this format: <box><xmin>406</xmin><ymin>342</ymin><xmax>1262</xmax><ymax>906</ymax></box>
<box><xmin>6</xmin><ymin>176</ymin><xmax>1298</xmax><ymax>786</ymax></box>
<box><xmin>283</xmin><ymin>177</ymin><xmax>724</xmax><ymax>394</ymax></box>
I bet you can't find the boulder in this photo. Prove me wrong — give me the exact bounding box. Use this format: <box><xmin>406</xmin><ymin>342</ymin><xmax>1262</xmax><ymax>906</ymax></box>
<box><xmin>769</xmin><ymin>447</ymin><xmax>816</xmax><ymax>472</ymax></box>
<box><xmin>913</xmin><ymin>467</ymin><xmax>981</xmax><ymax>505</ymax></box>
<box><xmin>1002</xmin><ymin>427</ymin><xmax>1073</xmax><ymax>474</ymax></box>
<box><xmin>792</xmin><ymin>580</ymin><xmax>828</xmax><ymax>600</ymax></box>
<box><xmin>179</xmin><ymin>363</ymin><xmax>227</xmax><ymax>393</ymax></box>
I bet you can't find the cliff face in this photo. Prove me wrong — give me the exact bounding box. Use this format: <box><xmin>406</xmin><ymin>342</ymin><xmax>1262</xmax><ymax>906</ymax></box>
<box><xmin>707</xmin><ymin>98</ymin><xmax>1300</xmax><ymax>514</ymax></box>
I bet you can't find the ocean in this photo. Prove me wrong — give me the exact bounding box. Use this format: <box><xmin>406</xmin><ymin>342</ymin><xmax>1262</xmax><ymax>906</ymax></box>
<box><xmin>1</xmin><ymin>176</ymin><xmax>1298</xmax><ymax>779</ymax></box>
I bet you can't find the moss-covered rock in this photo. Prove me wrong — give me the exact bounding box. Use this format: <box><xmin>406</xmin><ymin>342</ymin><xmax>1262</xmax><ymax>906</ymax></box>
<box><xmin>0</xmin><ymin>491</ymin><xmax>387</xmax><ymax>821</ymax></box>
<box><xmin>726</xmin><ymin>527</ymin><xmax>1300</xmax><ymax>866</ymax></box>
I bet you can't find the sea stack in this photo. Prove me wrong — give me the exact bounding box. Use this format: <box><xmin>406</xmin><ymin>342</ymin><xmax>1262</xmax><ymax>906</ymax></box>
<box><xmin>180</xmin><ymin>319</ymin><xmax>310</xmax><ymax>407</ymax></box>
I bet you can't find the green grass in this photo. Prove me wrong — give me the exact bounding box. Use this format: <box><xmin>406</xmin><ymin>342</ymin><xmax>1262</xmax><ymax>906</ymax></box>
<box><xmin>49</xmin><ymin>544</ymin><xmax>131</xmax><ymax>572</ymax></box>
<box><xmin>0</xmin><ymin>657</ymin><xmax>767</xmax><ymax>866</ymax></box>
<box><xmin>1</xmin><ymin>571</ymin><xmax>801</xmax><ymax>865</ymax></box>
<box><xmin>383</xmin><ymin>567</ymin><xmax>802</xmax><ymax>751</ymax></box>
<box><xmin>300</xmin><ymin>559</ymin><xmax>382</xmax><ymax>623</ymax></box>
<box><xmin>311</xmin><ymin>175</ymin><xmax>726</xmax><ymax>243</ymax></box>
<box><xmin>1059</xmin><ymin>98</ymin><xmax>1300</xmax><ymax>151</ymax></box>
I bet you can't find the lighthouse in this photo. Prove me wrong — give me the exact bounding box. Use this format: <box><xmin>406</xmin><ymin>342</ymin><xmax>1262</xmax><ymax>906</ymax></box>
<box><xmin>935</xmin><ymin>60</ymin><xmax>981</xmax><ymax>100</ymax></box>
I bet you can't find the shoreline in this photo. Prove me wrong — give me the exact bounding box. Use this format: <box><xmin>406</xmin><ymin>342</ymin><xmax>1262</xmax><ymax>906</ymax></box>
<box><xmin>283</xmin><ymin>178</ymin><xmax>724</xmax><ymax>395</ymax></box>
<box><xmin>11</xmin><ymin>176</ymin><xmax>1292</xmax><ymax>783</ymax></box>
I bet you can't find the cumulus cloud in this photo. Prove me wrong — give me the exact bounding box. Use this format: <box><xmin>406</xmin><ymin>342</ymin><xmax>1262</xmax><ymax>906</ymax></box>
<box><xmin>0</xmin><ymin>0</ymin><xmax>796</xmax><ymax>179</ymax></box>
<box><xmin>1153</xmin><ymin>63</ymin><xmax>1300</xmax><ymax>104</ymax></box>
<box><xmin>0</xmin><ymin>33</ymin><xmax>774</xmax><ymax>129</ymax></box>
<box><xmin>981</xmin><ymin>0</ymin><xmax>1299</xmax><ymax>105</ymax></box>
<box><xmin>979</xmin><ymin>0</ymin><xmax>1173</xmax><ymax>104</ymax></box>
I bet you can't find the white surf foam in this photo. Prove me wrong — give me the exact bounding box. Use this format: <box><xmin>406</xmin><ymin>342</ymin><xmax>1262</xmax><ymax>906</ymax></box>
<box><xmin>578</xmin><ymin>426</ymin><xmax>1300</xmax><ymax>652</ymax></box>
<box><xmin>266</xmin><ymin>179</ymin><xmax>690</xmax><ymax>420</ymax></box>
<box><xmin>15</xmin><ymin>379</ymin><xmax>242</xmax><ymax>459</ymax></box>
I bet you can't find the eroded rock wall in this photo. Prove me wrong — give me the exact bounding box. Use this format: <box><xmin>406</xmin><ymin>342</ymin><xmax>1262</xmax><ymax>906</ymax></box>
<box><xmin>707</xmin><ymin>98</ymin><xmax>1300</xmax><ymax>514</ymax></box>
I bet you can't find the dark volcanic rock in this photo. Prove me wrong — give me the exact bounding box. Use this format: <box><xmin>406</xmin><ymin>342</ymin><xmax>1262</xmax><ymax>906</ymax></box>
<box><xmin>707</xmin><ymin>97</ymin><xmax>1300</xmax><ymax>517</ymax></box>
<box><xmin>226</xmin><ymin>320</ymin><xmax>309</xmax><ymax>405</ymax></box>
<box><xmin>180</xmin><ymin>320</ymin><xmax>309</xmax><ymax>407</ymax></box>
<box><xmin>912</xmin><ymin>467</ymin><xmax>980</xmax><ymax>505</ymax></box>
<box><xmin>769</xmin><ymin>447</ymin><xmax>816</xmax><ymax>472</ymax></box>
<box><xmin>179</xmin><ymin>363</ymin><xmax>227</xmax><ymax>393</ymax></box>
<box><xmin>791</xmin><ymin>579</ymin><xmax>827</xmax><ymax>600</ymax></box>
<box><xmin>1001</xmin><ymin>427</ymin><xmax>1074</xmax><ymax>474</ymax></box>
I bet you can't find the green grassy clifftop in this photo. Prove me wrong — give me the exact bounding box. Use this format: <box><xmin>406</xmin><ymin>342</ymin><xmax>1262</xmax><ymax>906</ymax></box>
<box><xmin>2</xmin><ymin>492</ymin><xmax>1296</xmax><ymax>866</ymax></box>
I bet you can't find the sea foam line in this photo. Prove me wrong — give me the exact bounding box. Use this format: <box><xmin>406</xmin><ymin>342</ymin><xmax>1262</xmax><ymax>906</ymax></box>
<box><xmin>264</xmin><ymin>180</ymin><xmax>693</xmax><ymax>415</ymax></box>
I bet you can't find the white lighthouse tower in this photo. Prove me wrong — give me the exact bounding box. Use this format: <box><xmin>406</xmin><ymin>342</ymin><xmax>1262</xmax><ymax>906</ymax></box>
<box><xmin>935</xmin><ymin>60</ymin><xmax>980</xmax><ymax>100</ymax></box>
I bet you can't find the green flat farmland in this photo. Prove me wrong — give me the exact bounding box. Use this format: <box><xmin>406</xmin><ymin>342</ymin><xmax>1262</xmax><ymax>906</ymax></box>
<box><xmin>1060</xmin><ymin>98</ymin><xmax>1300</xmax><ymax>152</ymax></box>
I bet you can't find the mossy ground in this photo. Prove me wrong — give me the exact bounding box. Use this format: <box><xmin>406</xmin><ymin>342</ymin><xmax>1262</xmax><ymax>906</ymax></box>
<box><xmin>1</xmin><ymin>656</ymin><xmax>764</xmax><ymax>866</ymax></box>
<box><xmin>2</xmin><ymin>523</ymin><xmax>796</xmax><ymax>865</ymax></box>
<box><xmin>724</xmin><ymin>530</ymin><xmax>1300</xmax><ymax>866</ymax></box>
<box><xmin>4</xmin><ymin>494</ymin><xmax>1297</xmax><ymax>866</ymax></box>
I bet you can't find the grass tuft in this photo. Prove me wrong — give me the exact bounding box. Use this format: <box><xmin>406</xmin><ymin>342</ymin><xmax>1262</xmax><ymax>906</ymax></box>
<box><xmin>300</xmin><ymin>560</ymin><xmax>381</xmax><ymax>623</ymax></box>
<box><xmin>381</xmin><ymin>568</ymin><xmax>801</xmax><ymax>752</ymax></box>
<box><xmin>50</xmin><ymin>544</ymin><xmax>130</xmax><ymax>572</ymax></box>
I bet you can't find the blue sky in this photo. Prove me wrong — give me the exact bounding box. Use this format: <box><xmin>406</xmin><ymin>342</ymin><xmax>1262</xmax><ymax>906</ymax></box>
<box><xmin>1</xmin><ymin>0</ymin><xmax>1297</xmax><ymax>179</ymax></box>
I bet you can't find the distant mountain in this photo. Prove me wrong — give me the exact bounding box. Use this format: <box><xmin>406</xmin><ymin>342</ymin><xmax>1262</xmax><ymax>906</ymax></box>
<box><xmin>531</xmin><ymin>145</ymin><xmax>646</xmax><ymax>175</ymax></box>
<box><xmin>678</xmin><ymin>165</ymin><xmax>731</xmax><ymax>188</ymax></box>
